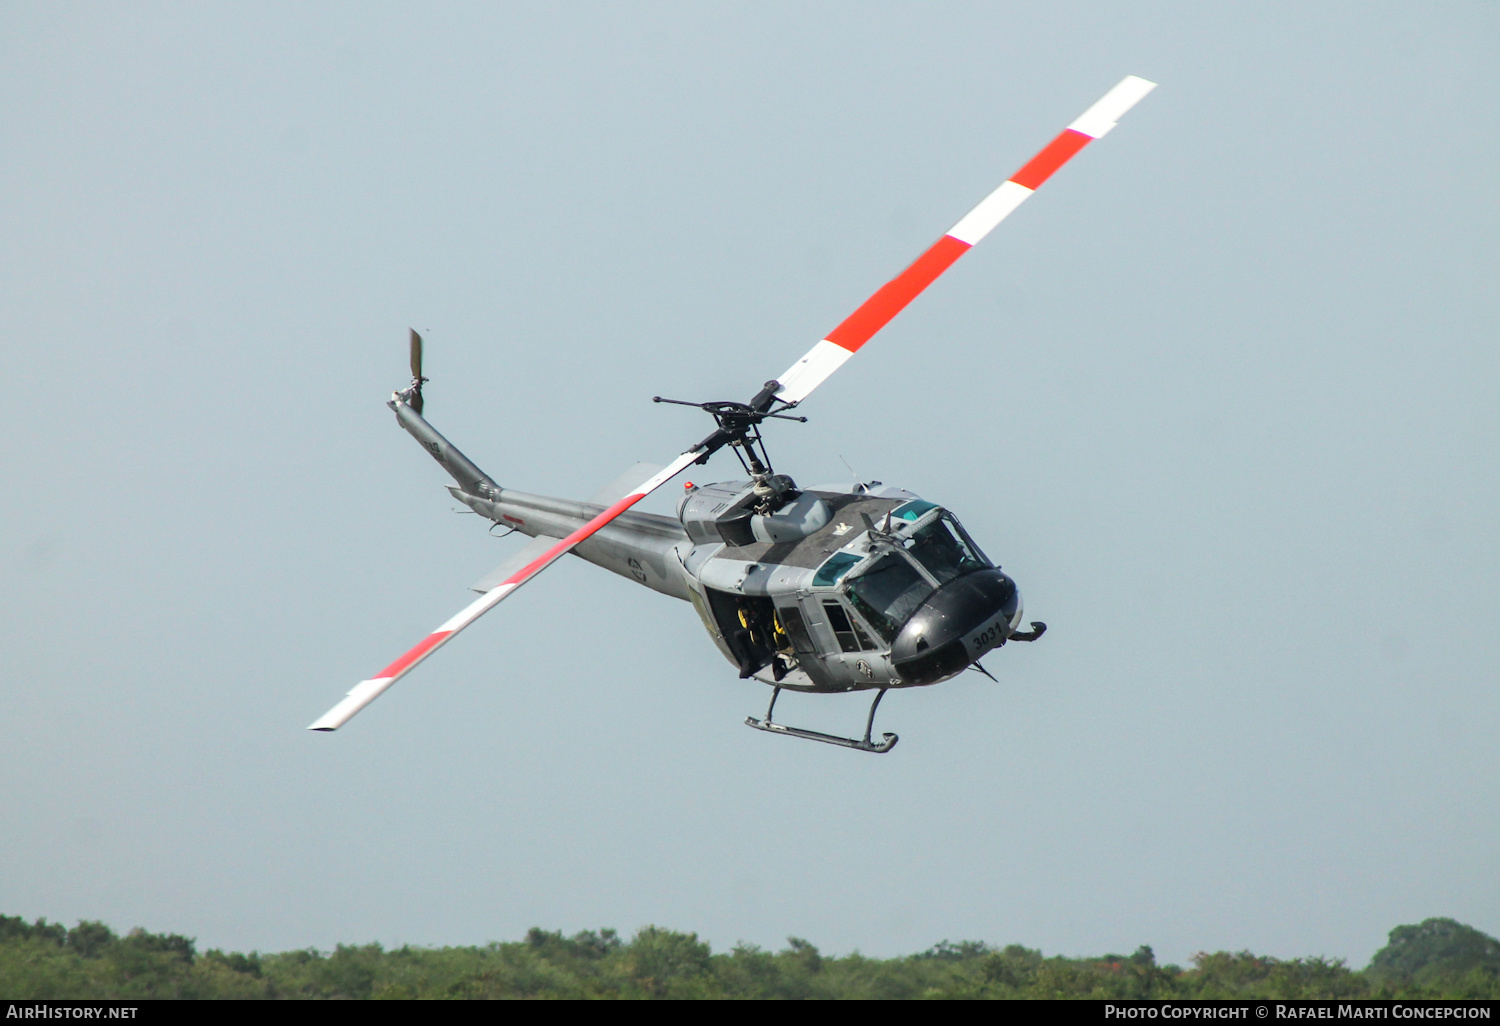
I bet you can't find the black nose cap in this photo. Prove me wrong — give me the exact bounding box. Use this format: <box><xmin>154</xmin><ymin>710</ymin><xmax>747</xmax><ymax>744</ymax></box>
<box><xmin>890</xmin><ymin>569</ymin><xmax>1019</xmax><ymax>685</ymax></box>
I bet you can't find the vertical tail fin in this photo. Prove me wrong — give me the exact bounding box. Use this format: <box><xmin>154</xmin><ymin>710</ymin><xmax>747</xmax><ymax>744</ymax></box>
<box><xmin>386</xmin><ymin>331</ymin><xmax>499</xmax><ymax>499</ymax></box>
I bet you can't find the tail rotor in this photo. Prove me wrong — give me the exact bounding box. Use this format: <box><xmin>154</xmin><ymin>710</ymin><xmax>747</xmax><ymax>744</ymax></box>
<box><xmin>404</xmin><ymin>328</ymin><xmax>428</xmax><ymax>414</ymax></box>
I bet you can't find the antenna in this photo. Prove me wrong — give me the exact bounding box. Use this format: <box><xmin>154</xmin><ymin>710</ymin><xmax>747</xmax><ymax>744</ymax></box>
<box><xmin>839</xmin><ymin>455</ymin><xmax>863</xmax><ymax>488</ymax></box>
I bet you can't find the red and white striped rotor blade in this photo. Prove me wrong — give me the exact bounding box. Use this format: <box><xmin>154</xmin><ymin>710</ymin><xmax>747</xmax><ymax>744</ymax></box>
<box><xmin>774</xmin><ymin>75</ymin><xmax>1156</xmax><ymax>405</ymax></box>
<box><xmin>309</xmin><ymin>450</ymin><xmax>701</xmax><ymax>731</ymax></box>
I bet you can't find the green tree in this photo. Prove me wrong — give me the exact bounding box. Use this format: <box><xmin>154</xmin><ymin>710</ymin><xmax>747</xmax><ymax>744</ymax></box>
<box><xmin>1370</xmin><ymin>919</ymin><xmax>1500</xmax><ymax>980</ymax></box>
<box><xmin>622</xmin><ymin>926</ymin><xmax>714</xmax><ymax>997</ymax></box>
<box><xmin>4</xmin><ymin>909</ymin><xmax>1500</xmax><ymax>1000</ymax></box>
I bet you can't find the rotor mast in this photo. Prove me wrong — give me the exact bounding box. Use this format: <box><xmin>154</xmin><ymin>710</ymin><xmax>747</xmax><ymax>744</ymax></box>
<box><xmin>653</xmin><ymin>380</ymin><xmax>808</xmax><ymax>506</ymax></box>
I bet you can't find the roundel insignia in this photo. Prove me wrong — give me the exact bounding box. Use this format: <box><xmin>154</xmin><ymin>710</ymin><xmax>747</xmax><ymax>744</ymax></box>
<box><xmin>856</xmin><ymin>659</ymin><xmax>873</xmax><ymax>679</ymax></box>
<box><xmin>627</xmin><ymin>557</ymin><xmax>648</xmax><ymax>583</ymax></box>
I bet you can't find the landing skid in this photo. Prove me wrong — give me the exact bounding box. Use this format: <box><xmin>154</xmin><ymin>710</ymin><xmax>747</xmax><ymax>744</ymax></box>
<box><xmin>745</xmin><ymin>686</ymin><xmax>898</xmax><ymax>754</ymax></box>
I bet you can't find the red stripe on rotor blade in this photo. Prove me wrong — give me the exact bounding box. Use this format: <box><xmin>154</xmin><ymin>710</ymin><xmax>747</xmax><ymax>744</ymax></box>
<box><xmin>376</xmin><ymin>630</ymin><xmax>452</xmax><ymax>680</ymax></box>
<box><xmin>508</xmin><ymin>493</ymin><xmax>645</xmax><ymax>585</ymax></box>
<box><xmin>825</xmin><ymin>234</ymin><xmax>971</xmax><ymax>353</ymax></box>
<box><xmin>1010</xmin><ymin>129</ymin><xmax>1092</xmax><ymax>191</ymax></box>
<box><xmin>367</xmin><ymin>493</ymin><xmax>653</xmax><ymax>685</ymax></box>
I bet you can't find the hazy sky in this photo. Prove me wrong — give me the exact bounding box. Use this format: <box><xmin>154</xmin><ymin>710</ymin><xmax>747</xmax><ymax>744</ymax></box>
<box><xmin>3</xmin><ymin>2</ymin><xmax>1497</xmax><ymax>966</ymax></box>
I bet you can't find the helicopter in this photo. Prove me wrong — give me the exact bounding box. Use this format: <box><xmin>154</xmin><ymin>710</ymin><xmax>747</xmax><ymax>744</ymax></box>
<box><xmin>310</xmin><ymin>75</ymin><xmax>1155</xmax><ymax>752</ymax></box>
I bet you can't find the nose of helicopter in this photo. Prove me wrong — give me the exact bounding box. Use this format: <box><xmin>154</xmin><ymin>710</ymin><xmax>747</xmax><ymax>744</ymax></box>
<box><xmin>890</xmin><ymin>569</ymin><xmax>1021</xmax><ymax>686</ymax></box>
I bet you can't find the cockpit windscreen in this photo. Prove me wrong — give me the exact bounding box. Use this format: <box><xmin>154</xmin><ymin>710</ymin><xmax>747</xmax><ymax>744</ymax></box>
<box><xmin>905</xmin><ymin>513</ymin><xmax>990</xmax><ymax>585</ymax></box>
<box><xmin>846</xmin><ymin>552</ymin><xmax>932</xmax><ymax>641</ymax></box>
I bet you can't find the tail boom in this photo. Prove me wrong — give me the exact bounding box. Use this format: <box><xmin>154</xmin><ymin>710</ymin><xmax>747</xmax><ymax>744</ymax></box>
<box><xmin>391</xmin><ymin>399</ymin><xmax>499</xmax><ymax>500</ymax></box>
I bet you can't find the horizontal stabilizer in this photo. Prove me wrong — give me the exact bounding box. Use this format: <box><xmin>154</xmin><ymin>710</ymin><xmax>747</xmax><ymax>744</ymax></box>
<box><xmin>470</xmin><ymin>535</ymin><xmax>553</xmax><ymax>594</ymax></box>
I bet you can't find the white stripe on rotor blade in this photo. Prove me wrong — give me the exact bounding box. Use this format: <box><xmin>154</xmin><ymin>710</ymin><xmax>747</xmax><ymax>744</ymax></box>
<box><xmin>774</xmin><ymin>339</ymin><xmax>854</xmax><ymax>404</ymax></box>
<box><xmin>1068</xmin><ymin>75</ymin><xmax>1157</xmax><ymax>139</ymax></box>
<box><xmin>638</xmin><ymin>451</ymin><xmax>702</xmax><ymax>494</ymax></box>
<box><xmin>588</xmin><ymin>462</ymin><xmax>667</xmax><ymax>505</ymax></box>
<box><xmin>946</xmin><ymin>180</ymin><xmax>1035</xmax><ymax>247</ymax></box>
<box><xmin>436</xmin><ymin>582</ymin><xmax>518</xmax><ymax>632</ymax></box>
<box><xmin>308</xmin><ymin>676</ymin><xmax>398</xmax><ymax>731</ymax></box>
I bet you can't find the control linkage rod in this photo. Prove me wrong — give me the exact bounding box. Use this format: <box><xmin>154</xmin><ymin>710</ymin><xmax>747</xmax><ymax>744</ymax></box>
<box><xmin>653</xmin><ymin>379</ymin><xmax>807</xmax><ymax>472</ymax></box>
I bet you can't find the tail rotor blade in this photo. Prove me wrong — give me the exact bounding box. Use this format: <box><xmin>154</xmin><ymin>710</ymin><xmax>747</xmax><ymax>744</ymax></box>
<box><xmin>408</xmin><ymin>328</ymin><xmax>425</xmax><ymax>414</ymax></box>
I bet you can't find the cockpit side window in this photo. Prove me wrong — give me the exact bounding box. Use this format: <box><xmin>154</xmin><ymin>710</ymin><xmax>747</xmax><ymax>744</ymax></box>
<box><xmin>904</xmin><ymin>512</ymin><xmax>990</xmax><ymax>585</ymax></box>
<box><xmin>944</xmin><ymin>513</ymin><xmax>992</xmax><ymax>566</ymax></box>
<box><xmin>845</xmin><ymin>552</ymin><xmax>932</xmax><ymax>641</ymax></box>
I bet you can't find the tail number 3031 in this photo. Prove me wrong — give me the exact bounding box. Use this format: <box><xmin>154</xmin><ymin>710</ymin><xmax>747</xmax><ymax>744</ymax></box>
<box><xmin>971</xmin><ymin>622</ymin><xmax>1006</xmax><ymax>652</ymax></box>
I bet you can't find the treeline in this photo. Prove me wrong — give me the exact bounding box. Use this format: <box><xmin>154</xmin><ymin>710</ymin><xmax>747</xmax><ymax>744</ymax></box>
<box><xmin>1</xmin><ymin>914</ymin><xmax>1497</xmax><ymax>999</ymax></box>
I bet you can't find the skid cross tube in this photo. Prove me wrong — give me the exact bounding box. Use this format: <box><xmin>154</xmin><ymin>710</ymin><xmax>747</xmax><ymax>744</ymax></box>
<box><xmin>745</xmin><ymin>686</ymin><xmax>899</xmax><ymax>754</ymax></box>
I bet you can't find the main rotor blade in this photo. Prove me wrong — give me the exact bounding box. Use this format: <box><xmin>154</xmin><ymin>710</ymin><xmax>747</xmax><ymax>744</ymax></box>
<box><xmin>308</xmin><ymin>450</ymin><xmax>701</xmax><ymax>731</ymax></box>
<box><xmin>774</xmin><ymin>75</ymin><xmax>1156</xmax><ymax>405</ymax></box>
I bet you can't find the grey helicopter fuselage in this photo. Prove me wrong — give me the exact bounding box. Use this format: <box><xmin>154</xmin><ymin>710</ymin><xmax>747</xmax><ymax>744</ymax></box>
<box><xmin>413</xmin><ymin>400</ymin><xmax>1027</xmax><ymax>695</ymax></box>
